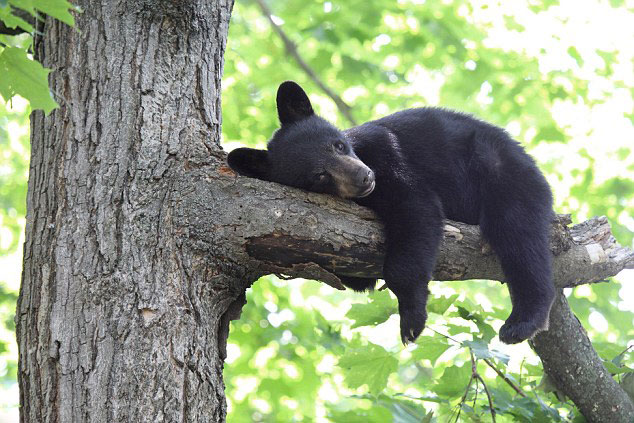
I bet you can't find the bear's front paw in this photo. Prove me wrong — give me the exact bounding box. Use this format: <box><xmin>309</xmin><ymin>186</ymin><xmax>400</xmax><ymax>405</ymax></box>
<box><xmin>399</xmin><ymin>305</ymin><xmax>427</xmax><ymax>344</ymax></box>
<box><xmin>499</xmin><ymin>318</ymin><xmax>548</xmax><ymax>344</ymax></box>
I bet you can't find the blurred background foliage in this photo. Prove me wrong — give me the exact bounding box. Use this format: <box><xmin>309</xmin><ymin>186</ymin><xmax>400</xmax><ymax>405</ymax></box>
<box><xmin>221</xmin><ymin>0</ymin><xmax>634</xmax><ymax>421</ymax></box>
<box><xmin>1</xmin><ymin>0</ymin><xmax>633</xmax><ymax>421</ymax></box>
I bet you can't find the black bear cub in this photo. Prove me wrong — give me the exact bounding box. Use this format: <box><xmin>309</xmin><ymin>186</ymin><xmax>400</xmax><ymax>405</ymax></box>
<box><xmin>228</xmin><ymin>81</ymin><xmax>556</xmax><ymax>344</ymax></box>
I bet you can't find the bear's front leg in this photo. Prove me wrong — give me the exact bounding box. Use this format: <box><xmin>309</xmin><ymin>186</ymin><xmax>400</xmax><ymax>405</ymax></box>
<box><xmin>384</xmin><ymin>253</ymin><xmax>430</xmax><ymax>344</ymax></box>
<box><xmin>379</xmin><ymin>196</ymin><xmax>444</xmax><ymax>344</ymax></box>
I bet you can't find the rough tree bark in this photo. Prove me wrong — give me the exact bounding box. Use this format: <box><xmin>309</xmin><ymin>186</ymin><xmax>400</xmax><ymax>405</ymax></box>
<box><xmin>16</xmin><ymin>1</ymin><xmax>241</xmax><ymax>422</ymax></box>
<box><xmin>14</xmin><ymin>1</ymin><xmax>634</xmax><ymax>422</ymax></box>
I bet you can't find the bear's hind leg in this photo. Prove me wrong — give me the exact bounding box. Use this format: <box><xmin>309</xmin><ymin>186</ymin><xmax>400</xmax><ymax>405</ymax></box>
<box><xmin>480</xmin><ymin>211</ymin><xmax>556</xmax><ymax>344</ymax></box>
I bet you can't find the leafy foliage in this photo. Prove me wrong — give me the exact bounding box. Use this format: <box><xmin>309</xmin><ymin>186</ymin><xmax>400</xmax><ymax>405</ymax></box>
<box><xmin>0</xmin><ymin>46</ymin><xmax>56</xmax><ymax>114</ymax></box>
<box><xmin>346</xmin><ymin>290</ymin><xmax>396</xmax><ymax>328</ymax></box>
<box><xmin>0</xmin><ymin>0</ymin><xmax>78</xmax><ymax>114</ymax></box>
<box><xmin>338</xmin><ymin>342</ymin><xmax>399</xmax><ymax>393</ymax></box>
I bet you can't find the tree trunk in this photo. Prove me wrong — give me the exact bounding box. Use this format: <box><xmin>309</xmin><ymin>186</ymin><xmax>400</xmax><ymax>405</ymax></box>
<box><xmin>17</xmin><ymin>1</ymin><xmax>240</xmax><ymax>421</ymax></box>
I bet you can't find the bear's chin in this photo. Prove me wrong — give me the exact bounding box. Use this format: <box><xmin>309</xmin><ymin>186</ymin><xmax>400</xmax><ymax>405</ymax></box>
<box><xmin>354</xmin><ymin>181</ymin><xmax>376</xmax><ymax>198</ymax></box>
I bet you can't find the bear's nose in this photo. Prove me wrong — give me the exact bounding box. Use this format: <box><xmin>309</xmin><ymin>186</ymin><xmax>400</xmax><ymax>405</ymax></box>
<box><xmin>363</xmin><ymin>169</ymin><xmax>375</xmax><ymax>185</ymax></box>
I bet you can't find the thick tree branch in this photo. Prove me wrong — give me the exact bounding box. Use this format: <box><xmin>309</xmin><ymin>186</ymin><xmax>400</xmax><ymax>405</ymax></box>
<box><xmin>253</xmin><ymin>0</ymin><xmax>358</xmax><ymax>126</ymax></box>
<box><xmin>231</xmin><ymin>180</ymin><xmax>633</xmax><ymax>288</ymax></box>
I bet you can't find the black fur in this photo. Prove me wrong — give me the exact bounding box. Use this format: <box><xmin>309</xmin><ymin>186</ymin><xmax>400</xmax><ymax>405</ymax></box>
<box><xmin>228</xmin><ymin>81</ymin><xmax>556</xmax><ymax>344</ymax></box>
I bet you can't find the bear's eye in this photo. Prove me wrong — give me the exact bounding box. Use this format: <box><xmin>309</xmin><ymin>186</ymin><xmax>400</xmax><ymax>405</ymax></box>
<box><xmin>334</xmin><ymin>142</ymin><xmax>345</xmax><ymax>153</ymax></box>
<box><xmin>314</xmin><ymin>172</ymin><xmax>328</xmax><ymax>182</ymax></box>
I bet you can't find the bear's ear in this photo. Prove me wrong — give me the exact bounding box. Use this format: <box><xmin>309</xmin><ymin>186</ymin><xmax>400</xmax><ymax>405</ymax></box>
<box><xmin>227</xmin><ymin>148</ymin><xmax>270</xmax><ymax>180</ymax></box>
<box><xmin>277</xmin><ymin>81</ymin><xmax>314</xmax><ymax>126</ymax></box>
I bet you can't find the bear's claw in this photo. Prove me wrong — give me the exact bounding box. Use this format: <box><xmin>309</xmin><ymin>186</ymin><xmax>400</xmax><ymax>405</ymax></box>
<box><xmin>399</xmin><ymin>305</ymin><xmax>427</xmax><ymax>344</ymax></box>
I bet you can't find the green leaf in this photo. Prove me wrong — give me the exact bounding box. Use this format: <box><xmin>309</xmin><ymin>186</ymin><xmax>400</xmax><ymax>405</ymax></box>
<box><xmin>427</xmin><ymin>294</ymin><xmax>458</xmax><ymax>315</ymax></box>
<box><xmin>534</xmin><ymin>124</ymin><xmax>566</xmax><ymax>143</ymax></box>
<box><xmin>446</xmin><ymin>323</ymin><xmax>473</xmax><ymax>336</ymax></box>
<box><xmin>0</xmin><ymin>6</ymin><xmax>34</xmax><ymax>32</ymax></box>
<box><xmin>456</xmin><ymin>305</ymin><xmax>497</xmax><ymax>342</ymax></box>
<box><xmin>593</xmin><ymin>341</ymin><xmax>626</xmax><ymax>361</ymax></box>
<box><xmin>490</xmin><ymin>348</ymin><xmax>511</xmax><ymax>365</ymax></box>
<box><xmin>433</xmin><ymin>364</ymin><xmax>471</xmax><ymax>398</ymax></box>
<box><xmin>6</xmin><ymin>0</ymin><xmax>34</xmax><ymax>15</ymax></box>
<box><xmin>369</xmin><ymin>393</ymin><xmax>430</xmax><ymax>423</ymax></box>
<box><xmin>33</xmin><ymin>0</ymin><xmax>76</xmax><ymax>27</ymax></box>
<box><xmin>411</xmin><ymin>336</ymin><xmax>451</xmax><ymax>365</ymax></box>
<box><xmin>602</xmin><ymin>360</ymin><xmax>634</xmax><ymax>375</ymax></box>
<box><xmin>537</xmin><ymin>372</ymin><xmax>567</xmax><ymax>402</ymax></box>
<box><xmin>503</xmin><ymin>15</ymin><xmax>526</xmax><ymax>32</ymax></box>
<box><xmin>328</xmin><ymin>406</ymin><xmax>393</xmax><ymax>423</ymax></box>
<box><xmin>338</xmin><ymin>343</ymin><xmax>398</xmax><ymax>393</ymax></box>
<box><xmin>463</xmin><ymin>339</ymin><xmax>510</xmax><ymax>365</ymax></box>
<box><xmin>0</xmin><ymin>47</ymin><xmax>58</xmax><ymax>113</ymax></box>
<box><xmin>567</xmin><ymin>46</ymin><xmax>584</xmax><ymax>67</ymax></box>
<box><xmin>9</xmin><ymin>0</ymin><xmax>77</xmax><ymax>27</ymax></box>
<box><xmin>464</xmin><ymin>339</ymin><xmax>492</xmax><ymax>360</ymax></box>
<box><xmin>347</xmin><ymin>290</ymin><xmax>397</xmax><ymax>329</ymax></box>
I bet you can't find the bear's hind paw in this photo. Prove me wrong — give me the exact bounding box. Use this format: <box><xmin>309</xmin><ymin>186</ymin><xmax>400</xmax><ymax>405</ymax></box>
<box><xmin>499</xmin><ymin>318</ymin><xmax>548</xmax><ymax>344</ymax></box>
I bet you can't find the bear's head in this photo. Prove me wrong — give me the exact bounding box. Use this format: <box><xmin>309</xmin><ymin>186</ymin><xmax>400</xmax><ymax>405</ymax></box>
<box><xmin>227</xmin><ymin>81</ymin><xmax>375</xmax><ymax>199</ymax></box>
